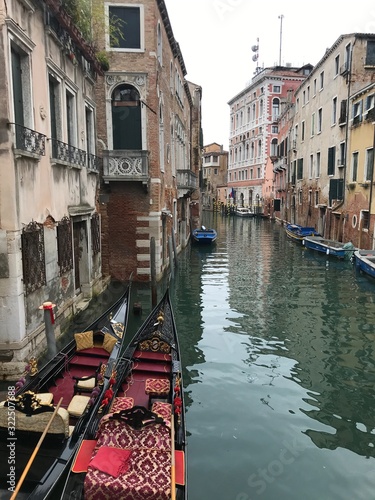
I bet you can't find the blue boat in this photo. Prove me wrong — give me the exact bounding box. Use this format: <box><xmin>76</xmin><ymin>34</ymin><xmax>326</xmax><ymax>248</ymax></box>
<box><xmin>285</xmin><ymin>223</ymin><xmax>320</xmax><ymax>243</ymax></box>
<box><xmin>353</xmin><ymin>249</ymin><xmax>375</xmax><ymax>279</ymax></box>
<box><xmin>191</xmin><ymin>226</ymin><xmax>217</xmax><ymax>244</ymax></box>
<box><xmin>303</xmin><ymin>236</ymin><xmax>355</xmax><ymax>260</ymax></box>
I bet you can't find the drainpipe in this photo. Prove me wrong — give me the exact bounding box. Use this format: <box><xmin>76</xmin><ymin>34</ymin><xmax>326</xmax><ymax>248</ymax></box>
<box><xmin>368</xmin><ymin>121</ymin><xmax>375</xmax><ymax>248</ymax></box>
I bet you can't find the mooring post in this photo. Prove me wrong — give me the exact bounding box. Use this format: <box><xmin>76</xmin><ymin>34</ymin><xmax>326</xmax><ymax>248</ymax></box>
<box><xmin>150</xmin><ymin>237</ymin><xmax>157</xmax><ymax>307</ymax></box>
<box><xmin>171</xmin><ymin>228</ymin><xmax>178</xmax><ymax>268</ymax></box>
<box><xmin>39</xmin><ymin>301</ymin><xmax>57</xmax><ymax>358</ymax></box>
<box><xmin>168</xmin><ymin>236</ymin><xmax>174</xmax><ymax>279</ymax></box>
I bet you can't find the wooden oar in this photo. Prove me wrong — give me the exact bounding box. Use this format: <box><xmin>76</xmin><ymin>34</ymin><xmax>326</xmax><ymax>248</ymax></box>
<box><xmin>10</xmin><ymin>397</ymin><xmax>63</xmax><ymax>500</ymax></box>
<box><xmin>171</xmin><ymin>413</ymin><xmax>176</xmax><ymax>500</ymax></box>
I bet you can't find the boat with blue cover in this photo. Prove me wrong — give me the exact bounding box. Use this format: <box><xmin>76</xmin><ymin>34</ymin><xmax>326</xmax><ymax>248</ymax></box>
<box><xmin>191</xmin><ymin>225</ymin><xmax>217</xmax><ymax>244</ymax></box>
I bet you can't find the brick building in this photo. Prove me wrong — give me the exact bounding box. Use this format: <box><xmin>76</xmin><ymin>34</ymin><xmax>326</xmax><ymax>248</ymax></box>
<box><xmin>96</xmin><ymin>0</ymin><xmax>202</xmax><ymax>282</ymax></box>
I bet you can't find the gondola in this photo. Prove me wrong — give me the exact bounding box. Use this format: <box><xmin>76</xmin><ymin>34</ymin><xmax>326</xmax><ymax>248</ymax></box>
<box><xmin>61</xmin><ymin>288</ymin><xmax>187</xmax><ymax>500</ymax></box>
<box><xmin>0</xmin><ymin>282</ymin><xmax>131</xmax><ymax>500</ymax></box>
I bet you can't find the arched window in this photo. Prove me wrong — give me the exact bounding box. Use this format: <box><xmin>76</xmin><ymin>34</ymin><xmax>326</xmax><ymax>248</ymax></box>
<box><xmin>157</xmin><ymin>23</ymin><xmax>162</xmax><ymax>65</ymax></box>
<box><xmin>111</xmin><ymin>84</ymin><xmax>141</xmax><ymax>149</ymax></box>
<box><xmin>271</xmin><ymin>138</ymin><xmax>278</xmax><ymax>157</ymax></box>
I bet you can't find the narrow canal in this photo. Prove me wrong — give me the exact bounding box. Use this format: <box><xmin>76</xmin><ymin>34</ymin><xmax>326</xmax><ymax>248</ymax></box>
<box><xmin>167</xmin><ymin>213</ymin><xmax>375</xmax><ymax>500</ymax></box>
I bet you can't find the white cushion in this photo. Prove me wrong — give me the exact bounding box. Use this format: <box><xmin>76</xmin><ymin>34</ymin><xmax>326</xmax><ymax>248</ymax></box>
<box><xmin>67</xmin><ymin>395</ymin><xmax>90</xmax><ymax>417</ymax></box>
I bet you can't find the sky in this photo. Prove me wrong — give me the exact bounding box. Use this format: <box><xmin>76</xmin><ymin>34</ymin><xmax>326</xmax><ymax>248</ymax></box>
<box><xmin>164</xmin><ymin>0</ymin><xmax>375</xmax><ymax>150</ymax></box>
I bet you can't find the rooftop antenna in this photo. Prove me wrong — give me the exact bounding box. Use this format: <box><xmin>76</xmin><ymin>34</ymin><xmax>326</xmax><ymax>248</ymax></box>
<box><xmin>278</xmin><ymin>15</ymin><xmax>284</xmax><ymax>66</ymax></box>
<box><xmin>251</xmin><ymin>38</ymin><xmax>260</xmax><ymax>75</ymax></box>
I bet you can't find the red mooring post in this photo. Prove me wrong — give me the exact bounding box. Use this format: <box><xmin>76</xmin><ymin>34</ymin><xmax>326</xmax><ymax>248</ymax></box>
<box><xmin>38</xmin><ymin>301</ymin><xmax>57</xmax><ymax>358</ymax></box>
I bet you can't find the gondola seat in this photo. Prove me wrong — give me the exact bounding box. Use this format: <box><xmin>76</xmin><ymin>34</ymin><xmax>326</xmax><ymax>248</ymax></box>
<box><xmin>151</xmin><ymin>401</ymin><xmax>172</xmax><ymax>422</ymax></box>
<box><xmin>73</xmin><ymin>362</ymin><xmax>103</xmax><ymax>395</ymax></box>
<box><xmin>110</xmin><ymin>396</ymin><xmax>134</xmax><ymax>413</ymax></box>
<box><xmin>67</xmin><ymin>395</ymin><xmax>90</xmax><ymax>418</ymax></box>
<box><xmin>145</xmin><ymin>378</ymin><xmax>170</xmax><ymax>397</ymax></box>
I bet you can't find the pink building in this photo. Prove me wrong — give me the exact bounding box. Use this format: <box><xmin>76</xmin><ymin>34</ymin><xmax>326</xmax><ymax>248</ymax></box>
<box><xmin>228</xmin><ymin>65</ymin><xmax>312</xmax><ymax>215</ymax></box>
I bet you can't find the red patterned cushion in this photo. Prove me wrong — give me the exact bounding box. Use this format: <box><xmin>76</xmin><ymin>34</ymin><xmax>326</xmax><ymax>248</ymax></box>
<box><xmin>145</xmin><ymin>378</ymin><xmax>170</xmax><ymax>396</ymax></box>
<box><xmin>110</xmin><ymin>397</ymin><xmax>134</xmax><ymax>413</ymax></box>
<box><xmin>84</xmin><ymin>448</ymin><xmax>171</xmax><ymax>500</ymax></box>
<box><xmin>96</xmin><ymin>418</ymin><xmax>171</xmax><ymax>452</ymax></box>
<box><xmin>152</xmin><ymin>402</ymin><xmax>172</xmax><ymax>421</ymax></box>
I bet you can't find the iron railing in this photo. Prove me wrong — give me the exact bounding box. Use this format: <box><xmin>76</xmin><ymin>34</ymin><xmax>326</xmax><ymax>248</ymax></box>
<box><xmin>13</xmin><ymin>124</ymin><xmax>46</xmax><ymax>156</ymax></box>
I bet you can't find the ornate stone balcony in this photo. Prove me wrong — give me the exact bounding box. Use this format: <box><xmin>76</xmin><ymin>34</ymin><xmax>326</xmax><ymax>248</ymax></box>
<box><xmin>102</xmin><ymin>150</ymin><xmax>149</xmax><ymax>186</ymax></box>
<box><xmin>177</xmin><ymin>169</ymin><xmax>198</xmax><ymax>196</ymax></box>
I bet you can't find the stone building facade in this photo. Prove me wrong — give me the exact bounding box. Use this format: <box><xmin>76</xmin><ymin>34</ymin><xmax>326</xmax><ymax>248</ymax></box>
<box><xmin>289</xmin><ymin>34</ymin><xmax>375</xmax><ymax>247</ymax></box>
<box><xmin>0</xmin><ymin>0</ymin><xmax>105</xmax><ymax>377</ymax></box>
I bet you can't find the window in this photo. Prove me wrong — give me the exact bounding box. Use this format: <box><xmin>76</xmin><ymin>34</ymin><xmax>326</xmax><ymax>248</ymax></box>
<box><xmin>361</xmin><ymin>210</ymin><xmax>370</xmax><ymax>230</ymax></box>
<box><xmin>313</xmin><ymin>79</ymin><xmax>317</xmax><ymax>96</ymax></box>
<box><xmin>320</xmin><ymin>71</ymin><xmax>324</xmax><ymax>90</ymax></box>
<box><xmin>298</xmin><ymin>189</ymin><xmax>303</xmax><ymax>205</ymax></box>
<box><xmin>365</xmin><ymin>94</ymin><xmax>375</xmax><ymax>112</ymax></box>
<box><xmin>21</xmin><ymin>221</ymin><xmax>46</xmax><ymax>294</ymax></box>
<box><xmin>85</xmin><ymin>105</ymin><xmax>96</xmax><ymax>170</ymax></box>
<box><xmin>273</xmin><ymin>85</ymin><xmax>281</xmax><ymax>93</ymax></box>
<box><xmin>344</xmin><ymin>44</ymin><xmax>351</xmax><ymax>71</ymax></box>
<box><xmin>272</xmin><ymin>125</ymin><xmax>278</xmax><ymax>133</ymax></box>
<box><xmin>302</xmin><ymin>90</ymin><xmax>306</xmax><ymax>105</ymax></box>
<box><xmin>332</xmin><ymin>97</ymin><xmax>337</xmax><ymax>125</ymax></box>
<box><xmin>271</xmin><ymin>138</ymin><xmax>278</xmax><ymax>157</ymax></box>
<box><xmin>307</xmin><ymin>86</ymin><xmax>310</xmax><ymax>102</ymax></box>
<box><xmin>317</xmin><ymin>108</ymin><xmax>322</xmax><ymax>133</ymax></box>
<box><xmin>365</xmin><ymin>148</ymin><xmax>374</xmax><ymax>181</ymax></box>
<box><xmin>272</xmin><ymin>98</ymin><xmax>280</xmax><ymax>121</ymax></box>
<box><xmin>111</xmin><ymin>83</ymin><xmax>141</xmax><ymax>149</ymax></box>
<box><xmin>57</xmin><ymin>216</ymin><xmax>73</xmax><ymax>275</ymax></box>
<box><xmin>316</xmin><ymin>152</ymin><xmax>321</xmax><ymax>177</ymax></box>
<box><xmin>328</xmin><ymin>146</ymin><xmax>336</xmax><ymax>175</ymax></box>
<box><xmin>339</xmin><ymin>142</ymin><xmax>345</xmax><ymax>167</ymax></box>
<box><xmin>311</xmin><ymin>113</ymin><xmax>315</xmax><ymax>136</ymax></box>
<box><xmin>297</xmin><ymin>158</ymin><xmax>303</xmax><ymax>179</ymax></box>
<box><xmin>107</xmin><ymin>5</ymin><xmax>143</xmax><ymax>50</ymax></box>
<box><xmin>335</xmin><ymin>55</ymin><xmax>340</xmax><ymax>76</ymax></box>
<box><xmin>309</xmin><ymin>154</ymin><xmax>313</xmax><ymax>179</ymax></box>
<box><xmin>66</xmin><ymin>89</ymin><xmax>76</xmax><ymax>147</ymax></box>
<box><xmin>339</xmin><ymin>100</ymin><xmax>347</xmax><ymax>125</ymax></box>
<box><xmin>353</xmin><ymin>100</ymin><xmax>363</xmax><ymax>125</ymax></box>
<box><xmin>301</xmin><ymin>121</ymin><xmax>305</xmax><ymax>141</ymax></box>
<box><xmin>315</xmin><ymin>190</ymin><xmax>319</xmax><ymax>206</ymax></box>
<box><xmin>366</xmin><ymin>40</ymin><xmax>375</xmax><ymax>65</ymax></box>
<box><xmin>49</xmin><ymin>74</ymin><xmax>62</xmax><ymax>157</ymax></box>
<box><xmin>352</xmin><ymin>151</ymin><xmax>358</xmax><ymax>181</ymax></box>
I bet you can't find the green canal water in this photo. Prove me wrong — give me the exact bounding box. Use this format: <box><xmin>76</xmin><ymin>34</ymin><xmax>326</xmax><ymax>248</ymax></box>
<box><xmin>167</xmin><ymin>214</ymin><xmax>375</xmax><ymax>500</ymax></box>
<box><xmin>4</xmin><ymin>213</ymin><xmax>375</xmax><ymax>500</ymax></box>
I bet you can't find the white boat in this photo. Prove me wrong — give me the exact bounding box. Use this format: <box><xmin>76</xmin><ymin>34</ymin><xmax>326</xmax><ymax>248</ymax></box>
<box><xmin>235</xmin><ymin>207</ymin><xmax>254</xmax><ymax>217</ymax></box>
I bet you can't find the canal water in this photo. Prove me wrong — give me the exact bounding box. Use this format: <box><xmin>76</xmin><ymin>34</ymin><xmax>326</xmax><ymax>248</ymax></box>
<box><xmin>167</xmin><ymin>213</ymin><xmax>375</xmax><ymax>500</ymax></box>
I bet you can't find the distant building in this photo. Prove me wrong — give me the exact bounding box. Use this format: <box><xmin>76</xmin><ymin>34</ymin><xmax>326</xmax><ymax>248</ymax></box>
<box><xmin>201</xmin><ymin>143</ymin><xmax>228</xmax><ymax>210</ymax></box>
<box><xmin>228</xmin><ymin>65</ymin><xmax>311</xmax><ymax>214</ymax></box>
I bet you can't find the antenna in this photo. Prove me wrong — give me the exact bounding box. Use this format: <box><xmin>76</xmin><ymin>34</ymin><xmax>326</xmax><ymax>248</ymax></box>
<box><xmin>251</xmin><ymin>38</ymin><xmax>261</xmax><ymax>75</ymax></box>
<box><xmin>278</xmin><ymin>15</ymin><xmax>284</xmax><ymax>66</ymax></box>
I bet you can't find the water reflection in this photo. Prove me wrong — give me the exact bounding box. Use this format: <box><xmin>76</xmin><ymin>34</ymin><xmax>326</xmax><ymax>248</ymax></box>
<box><xmin>171</xmin><ymin>213</ymin><xmax>375</xmax><ymax>500</ymax></box>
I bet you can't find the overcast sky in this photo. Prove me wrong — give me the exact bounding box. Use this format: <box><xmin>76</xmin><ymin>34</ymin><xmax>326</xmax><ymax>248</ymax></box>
<box><xmin>165</xmin><ymin>0</ymin><xmax>375</xmax><ymax>150</ymax></box>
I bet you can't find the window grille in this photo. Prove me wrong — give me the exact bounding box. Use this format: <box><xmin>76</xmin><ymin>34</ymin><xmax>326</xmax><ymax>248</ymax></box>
<box><xmin>22</xmin><ymin>221</ymin><xmax>46</xmax><ymax>294</ymax></box>
<box><xmin>57</xmin><ymin>216</ymin><xmax>73</xmax><ymax>275</ymax></box>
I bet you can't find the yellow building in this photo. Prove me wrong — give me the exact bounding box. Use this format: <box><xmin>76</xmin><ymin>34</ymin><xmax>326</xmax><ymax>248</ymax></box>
<box><xmin>346</xmin><ymin>83</ymin><xmax>375</xmax><ymax>248</ymax></box>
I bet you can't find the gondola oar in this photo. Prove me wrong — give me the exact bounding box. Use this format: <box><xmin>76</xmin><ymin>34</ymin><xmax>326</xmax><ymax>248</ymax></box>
<box><xmin>10</xmin><ymin>397</ymin><xmax>63</xmax><ymax>500</ymax></box>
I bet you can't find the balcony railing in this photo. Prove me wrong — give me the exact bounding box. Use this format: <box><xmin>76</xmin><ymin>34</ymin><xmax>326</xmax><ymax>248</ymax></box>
<box><xmin>102</xmin><ymin>150</ymin><xmax>149</xmax><ymax>183</ymax></box>
<box><xmin>177</xmin><ymin>169</ymin><xmax>198</xmax><ymax>190</ymax></box>
<box><xmin>51</xmin><ymin>138</ymin><xmax>86</xmax><ymax>167</ymax></box>
<box><xmin>13</xmin><ymin>124</ymin><xmax>46</xmax><ymax>156</ymax></box>
<box><xmin>88</xmin><ymin>153</ymin><xmax>101</xmax><ymax>173</ymax></box>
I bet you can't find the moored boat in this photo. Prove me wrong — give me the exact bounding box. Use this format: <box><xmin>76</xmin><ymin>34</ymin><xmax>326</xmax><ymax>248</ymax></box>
<box><xmin>61</xmin><ymin>288</ymin><xmax>186</xmax><ymax>500</ymax></box>
<box><xmin>235</xmin><ymin>207</ymin><xmax>254</xmax><ymax>217</ymax></box>
<box><xmin>285</xmin><ymin>223</ymin><xmax>320</xmax><ymax>243</ymax></box>
<box><xmin>353</xmin><ymin>249</ymin><xmax>375</xmax><ymax>279</ymax></box>
<box><xmin>192</xmin><ymin>225</ymin><xmax>217</xmax><ymax>244</ymax></box>
<box><xmin>0</xmin><ymin>283</ymin><xmax>131</xmax><ymax>500</ymax></box>
<box><xmin>303</xmin><ymin>236</ymin><xmax>355</xmax><ymax>260</ymax></box>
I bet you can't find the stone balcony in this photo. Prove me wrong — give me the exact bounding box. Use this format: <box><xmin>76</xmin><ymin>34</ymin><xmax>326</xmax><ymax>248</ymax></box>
<box><xmin>102</xmin><ymin>150</ymin><xmax>149</xmax><ymax>187</ymax></box>
<box><xmin>177</xmin><ymin>169</ymin><xmax>198</xmax><ymax>197</ymax></box>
